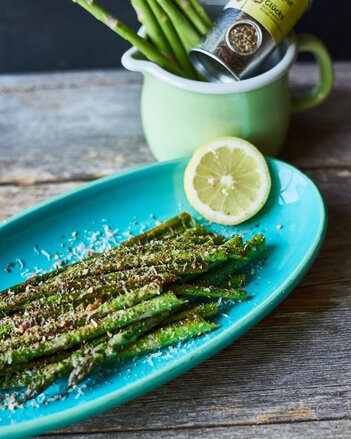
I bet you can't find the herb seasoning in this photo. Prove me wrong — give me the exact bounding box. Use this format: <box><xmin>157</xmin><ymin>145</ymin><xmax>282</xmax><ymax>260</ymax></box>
<box><xmin>190</xmin><ymin>0</ymin><xmax>313</xmax><ymax>82</ymax></box>
<box><xmin>227</xmin><ymin>21</ymin><xmax>261</xmax><ymax>56</ymax></box>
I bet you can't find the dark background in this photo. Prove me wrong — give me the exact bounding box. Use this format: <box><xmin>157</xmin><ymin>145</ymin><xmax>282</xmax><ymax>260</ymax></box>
<box><xmin>0</xmin><ymin>0</ymin><xmax>349</xmax><ymax>73</ymax></box>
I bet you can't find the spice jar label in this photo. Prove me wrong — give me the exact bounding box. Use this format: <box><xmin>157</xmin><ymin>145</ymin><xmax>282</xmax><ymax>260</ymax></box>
<box><xmin>226</xmin><ymin>0</ymin><xmax>309</xmax><ymax>43</ymax></box>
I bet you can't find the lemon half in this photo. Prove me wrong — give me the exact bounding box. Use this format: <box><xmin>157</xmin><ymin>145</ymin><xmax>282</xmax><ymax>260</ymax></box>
<box><xmin>184</xmin><ymin>137</ymin><xmax>271</xmax><ymax>225</ymax></box>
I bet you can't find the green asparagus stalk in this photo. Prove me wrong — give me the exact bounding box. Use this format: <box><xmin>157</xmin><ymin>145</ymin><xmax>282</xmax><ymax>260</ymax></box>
<box><xmin>179</xmin><ymin>224</ymin><xmax>211</xmax><ymax>237</ymax></box>
<box><xmin>65</xmin><ymin>315</ymin><xmax>219</xmax><ymax>390</ymax></box>
<box><xmin>46</xmin><ymin>267</ymin><xmax>176</xmax><ymax>301</ymax></box>
<box><xmin>1</xmin><ymin>310</ymin><xmax>169</xmax><ymax>390</ymax></box>
<box><xmin>3</xmin><ymin>313</ymin><xmax>217</xmax><ymax>395</ymax></box>
<box><xmin>131</xmin><ymin>0</ymin><xmax>174</xmax><ymax>59</ymax></box>
<box><xmin>147</xmin><ymin>0</ymin><xmax>197</xmax><ymax>78</ymax></box>
<box><xmin>194</xmin><ymin>234</ymin><xmax>266</xmax><ymax>286</ymax></box>
<box><xmin>0</xmin><ymin>256</ymin><xmax>87</xmax><ymax>300</ymax></box>
<box><xmin>181</xmin><ymin>236</ymin><xmax>244</xmax><ymax>283</ymax></box>
<box><xmin>154</xmin><ymin>0</ymin><xmax>201</xmax><ymax>51</ymax></box>
<box><xmin>72</xmin><ymin>0</ymin><xmax>185</xmax><ymax>77</ymax></box>
<box><xmin>174</xmin><ymin>0</ymin><xmax>210</xmax><ymax>36</ymax></box>
<box><xmin>0</xmin><ymin>235</ymin><xmax>239</xmax><ymax>315</ymax></box>
<box><xmin>0</xmin><ymin>213</ymin><xmax>193</xmax><ymax>301</ymax></box>
<box><xmin>164</xmin><ymin>302</ymin><xmax>219</xmax><ymax>324</ymax></box>
<box><xmin>0</xmin><ymin>357</ymin><xmax>68</xmax><ymax>390</ymax></box>
<box><xmin>1</xmin><ymin>266</ymin><xmax>68</xmax><ymax>297</ymax></box>
<box><xmin>220</xmin><ymin>273</ymin><xmax>246</xmax><ymax>289</ymax></box>
<box><xmin>22</xmin><ymin>328</ymin><xmax>117</xmax><ymax>399</ymax></box>
<box><xmin>23</xmin><ymin>360</ymin><xmax>69</xmax><ymax>401</ymax></box>
<box><xmin>43</xmin><ymin>239</ymin><xmax>213</xmax><ymax>286</ymax></box>
<box><xmin>0</xmin><ymin>348</ymin><xmax>70</xmax><ymax>378</ymax></box>
<box><xmin>0</xmin><ymin>234</ymin><xmax>242</xmax><ymax>325</ymax></box>
<box><xmin>1</xmin><ymin>282</ymin><xmax>165</xmax><ymax>352</ymax></box>
<box><xmin>124</xmin><ymin>212</ymin><xmax>194</xmax><ymax>246</ymax></box>
<box><xmin>2</xmin><ymin>333</ymin><xmax>113</xmax><ymax>392</ymax></box>
<box><xmin>0</xmin><ymin>288</ymin><xmax>98</xmax><ymax>336</ymax></box>
<box><xmin>1</xmin><ymin>326</ymin><xmax>125</xmax><ymax>389</ymax></box>
<box><xmin>0</xmin><ymin>302</ymin><xmax>218</xmax><ymax>386</ymax></box>
<box><xmin>0</xmin><ymin>223</ymin><xmax>194</xmax><ymax>294</ymax></box>
<box><xmin>0</xmin><ymin>254</ymin><xmax>206</xmax><ymax>314</ymax></box>
<box><xmin>177</xmin><ymin>225</ymin><xmax>225</xmax><ymax>244</ymax></box>
<box><xmin>0</xmin><ymin>218</ymin><xmax>268</xmax><ymax>403</ymax></box>
<box><xmin>0</xmin><ymin>281</ymin><xmax>166</xmax><ymax>353</ymax></box>
<box><xmin>80</xmin><ymin>244</ymin><xmax>227</xmax><ymax>274</ymax></box>
<box><xmin>1</xmin><ymin>278</ymin><xmax>220</xmax><ymax>354</ymax></box>
<box><xmin>119</xmin><ymin>315</ymin><xmax>218</xmax><ymax>360</ymax></box>
<box><xmin>196</xmin><ymin>262</ymin><xmax>247</xmax><ymax>287</ymax></box>
<box><xmin>0</xmin><ymin>324</ymin><xmax>14</xmax><ymax>338</ymax></box>
<box><xmin>51</xmin><ymin>260</ymin><xmax>205</xmax><ymax>303</ymax></box>
<box><xmin>68</xmin><ymin>313</ymin><xmax>168</xmax><ymax>387</ymax></box>
<box><xmin>173</xmin><ymin>285</ymin><xmax>248</xmax><ymax>301</ymax></box>
<box><xmin>0</xmin><ymin>213</ymin><xmax>194</xmax><ymax>302</ymax></box>
<box><xmin>0</xmin><ymin>306</ymin><xmax>219</xmax><ymax>391</ymax></box>
<box><xmin>124</xmin><ymin>231</ymin><xmax>225</xmax><ymax>254</ymax></box>
<box><xmin>221</xmin><ymin>236</ymin><xmax>245</xmax><ymax>257</ymax></box>
<box><xmin>242</xmin><ymin>234</ymin><xmax>266</xmax><ymax>257</ymax></box>
<box><xmin>0</xmin><ymin>300</ymin><xmax>90</xmax><ymax>339</ymax></box>
<box><xmin>0</xmin><ymin>292</ymin><xmax>185</xmax><ymax>369</ymax></box>
<box><xmin>25</xmin><ymin>315</ymin><xmax>164</xmax><ymax>397</ymax></box>
<box><xmin>188</xmin><ymin>0</ymin><xmax>212</xmax><ymax>28</ymax></box>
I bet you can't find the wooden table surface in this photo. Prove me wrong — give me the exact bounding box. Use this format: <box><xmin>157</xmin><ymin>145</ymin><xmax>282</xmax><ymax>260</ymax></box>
<box><xmin>0</xmin><ymin>63</ymin><xmax>350</xmax><ymax>438</ymax></box>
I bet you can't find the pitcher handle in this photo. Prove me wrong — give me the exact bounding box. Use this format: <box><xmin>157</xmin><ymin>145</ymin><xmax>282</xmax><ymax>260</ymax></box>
<box><xmin>291</xmin><ymin>34</ymin><xmax>334</xmax><ymax>114</ymax></box>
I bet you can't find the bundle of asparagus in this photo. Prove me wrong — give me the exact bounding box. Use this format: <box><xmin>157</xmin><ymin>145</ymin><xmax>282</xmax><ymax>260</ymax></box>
<box><xmin>0</xmin><ymin>212</ymin><xmax>265</xmax><ymax>403</ymax></box>
<box><xmin>72</xmin><ymin>0</ymin><xmax>212</xmax><ymax>79</ymax></box>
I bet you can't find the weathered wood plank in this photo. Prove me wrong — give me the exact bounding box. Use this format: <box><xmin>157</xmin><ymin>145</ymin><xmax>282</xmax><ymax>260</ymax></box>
<box><xmin>0</xmin><ymin>63</ymin><xmax>349</xmax><ymax>184</ymax></box>
<box><xmin>0</xmin><ymin>181</ymin><xmax>82</xmax><ymax>221</ymax></box>
<box><xmin>1</xmin><ymin>64</ymin><xmax>350</xmax><ymax>437</ymax></box>
<box><xmin>281</xmin><ymin>63</ymin><xmax>351</xmax><ymax>168</ymax></box>
<box><xmin>0</xmin><ymin>70</ymin><xmax>141</xmax><ymax>94</ymax></box>
<box><xmin>0</xmin><ymin>170</ymin><xmax>349</xmax><ymax>435</ymax></box>
<box><xmin>0</xmin><ymin>71</ymin><xmax>149</xmax><ymax>185</ymax></box>
<box><xmin>301</xmin><ymin>168</ymin><xmax>351</xmax><ymax>286</ymax></box>
<box><xmin>36</xmin><ymin>419</ymin><xmax>351</xmax><ymax>439</ymax></box>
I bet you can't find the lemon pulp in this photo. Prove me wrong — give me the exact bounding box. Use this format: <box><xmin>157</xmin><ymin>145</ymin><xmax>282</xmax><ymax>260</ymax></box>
<box><xmin>184</xmin><ymin>137</ymin><xmax>271</xmax><ymax>225</ymax></box>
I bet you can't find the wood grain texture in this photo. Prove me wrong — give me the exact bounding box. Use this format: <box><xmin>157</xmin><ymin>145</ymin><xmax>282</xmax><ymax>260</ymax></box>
<box><xmin>0</xmin><ymin>71</ymin><xmax>150</xmax><ymax>184</ymax></box>
<box><xmin>1</xmin><ymin>170</ymin><xmax>350</xmax><ymax>438</ymax></box>
<box><xmin>281</xmin><ymin>63</ymin><xmax>351</xmax><ymax>169</ymax></box>
<box><xmin>0</xmin><ymin>182</ymin><xmax>82</xmax><ymax>221</ymax></box>
<box><xmin>0</xmin><ymin>64</ymin><xmax>350</xmax><ymax>438</ymax></box>
<box><xmin>0</xmin><ymin>63</ymin><xmax>350</xmax><ymax>185</ymax></box>
<box><xmin>302</xmin><ymin>168</ymin><xmax>351</xmax><ymax>286</ymax></box>
<box><xmin>36</xmin><ymin>419</ymin><xmax>351</xmax><ymax>439</ymax></box>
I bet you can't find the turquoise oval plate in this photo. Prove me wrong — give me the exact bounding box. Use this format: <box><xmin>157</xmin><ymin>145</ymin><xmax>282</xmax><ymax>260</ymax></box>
<box><xmin>0</xmin><ymin>158</ymin><xmax>326</xmax><ymax>438</ymax></box>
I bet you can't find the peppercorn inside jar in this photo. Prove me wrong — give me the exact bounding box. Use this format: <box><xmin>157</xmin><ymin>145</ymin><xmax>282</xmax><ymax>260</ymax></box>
<box><xmin>226</xmin><ymin>20</ymin><xmax>262</xmax><ymax>56</ymax></box>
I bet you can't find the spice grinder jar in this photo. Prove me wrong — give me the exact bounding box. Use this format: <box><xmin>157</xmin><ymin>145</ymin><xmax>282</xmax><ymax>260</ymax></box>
<box><xmin>190</xmin><ymin>0</ymin><xmax>313</xmax><ymax>82</ymax></box>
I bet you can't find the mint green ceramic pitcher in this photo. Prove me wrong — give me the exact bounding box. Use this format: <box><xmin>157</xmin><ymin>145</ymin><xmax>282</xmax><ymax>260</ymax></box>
<box><xmin>122</xmin><ymin>33</ymin><xmax>333</xmax><ymax>161</ymax></box>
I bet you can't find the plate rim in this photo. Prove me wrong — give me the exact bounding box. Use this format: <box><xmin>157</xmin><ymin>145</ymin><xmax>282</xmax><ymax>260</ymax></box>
<box><xmin>0</xmin><ymin>157</ymin><xmax>327</xmax><ymax>438</ymax></box>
